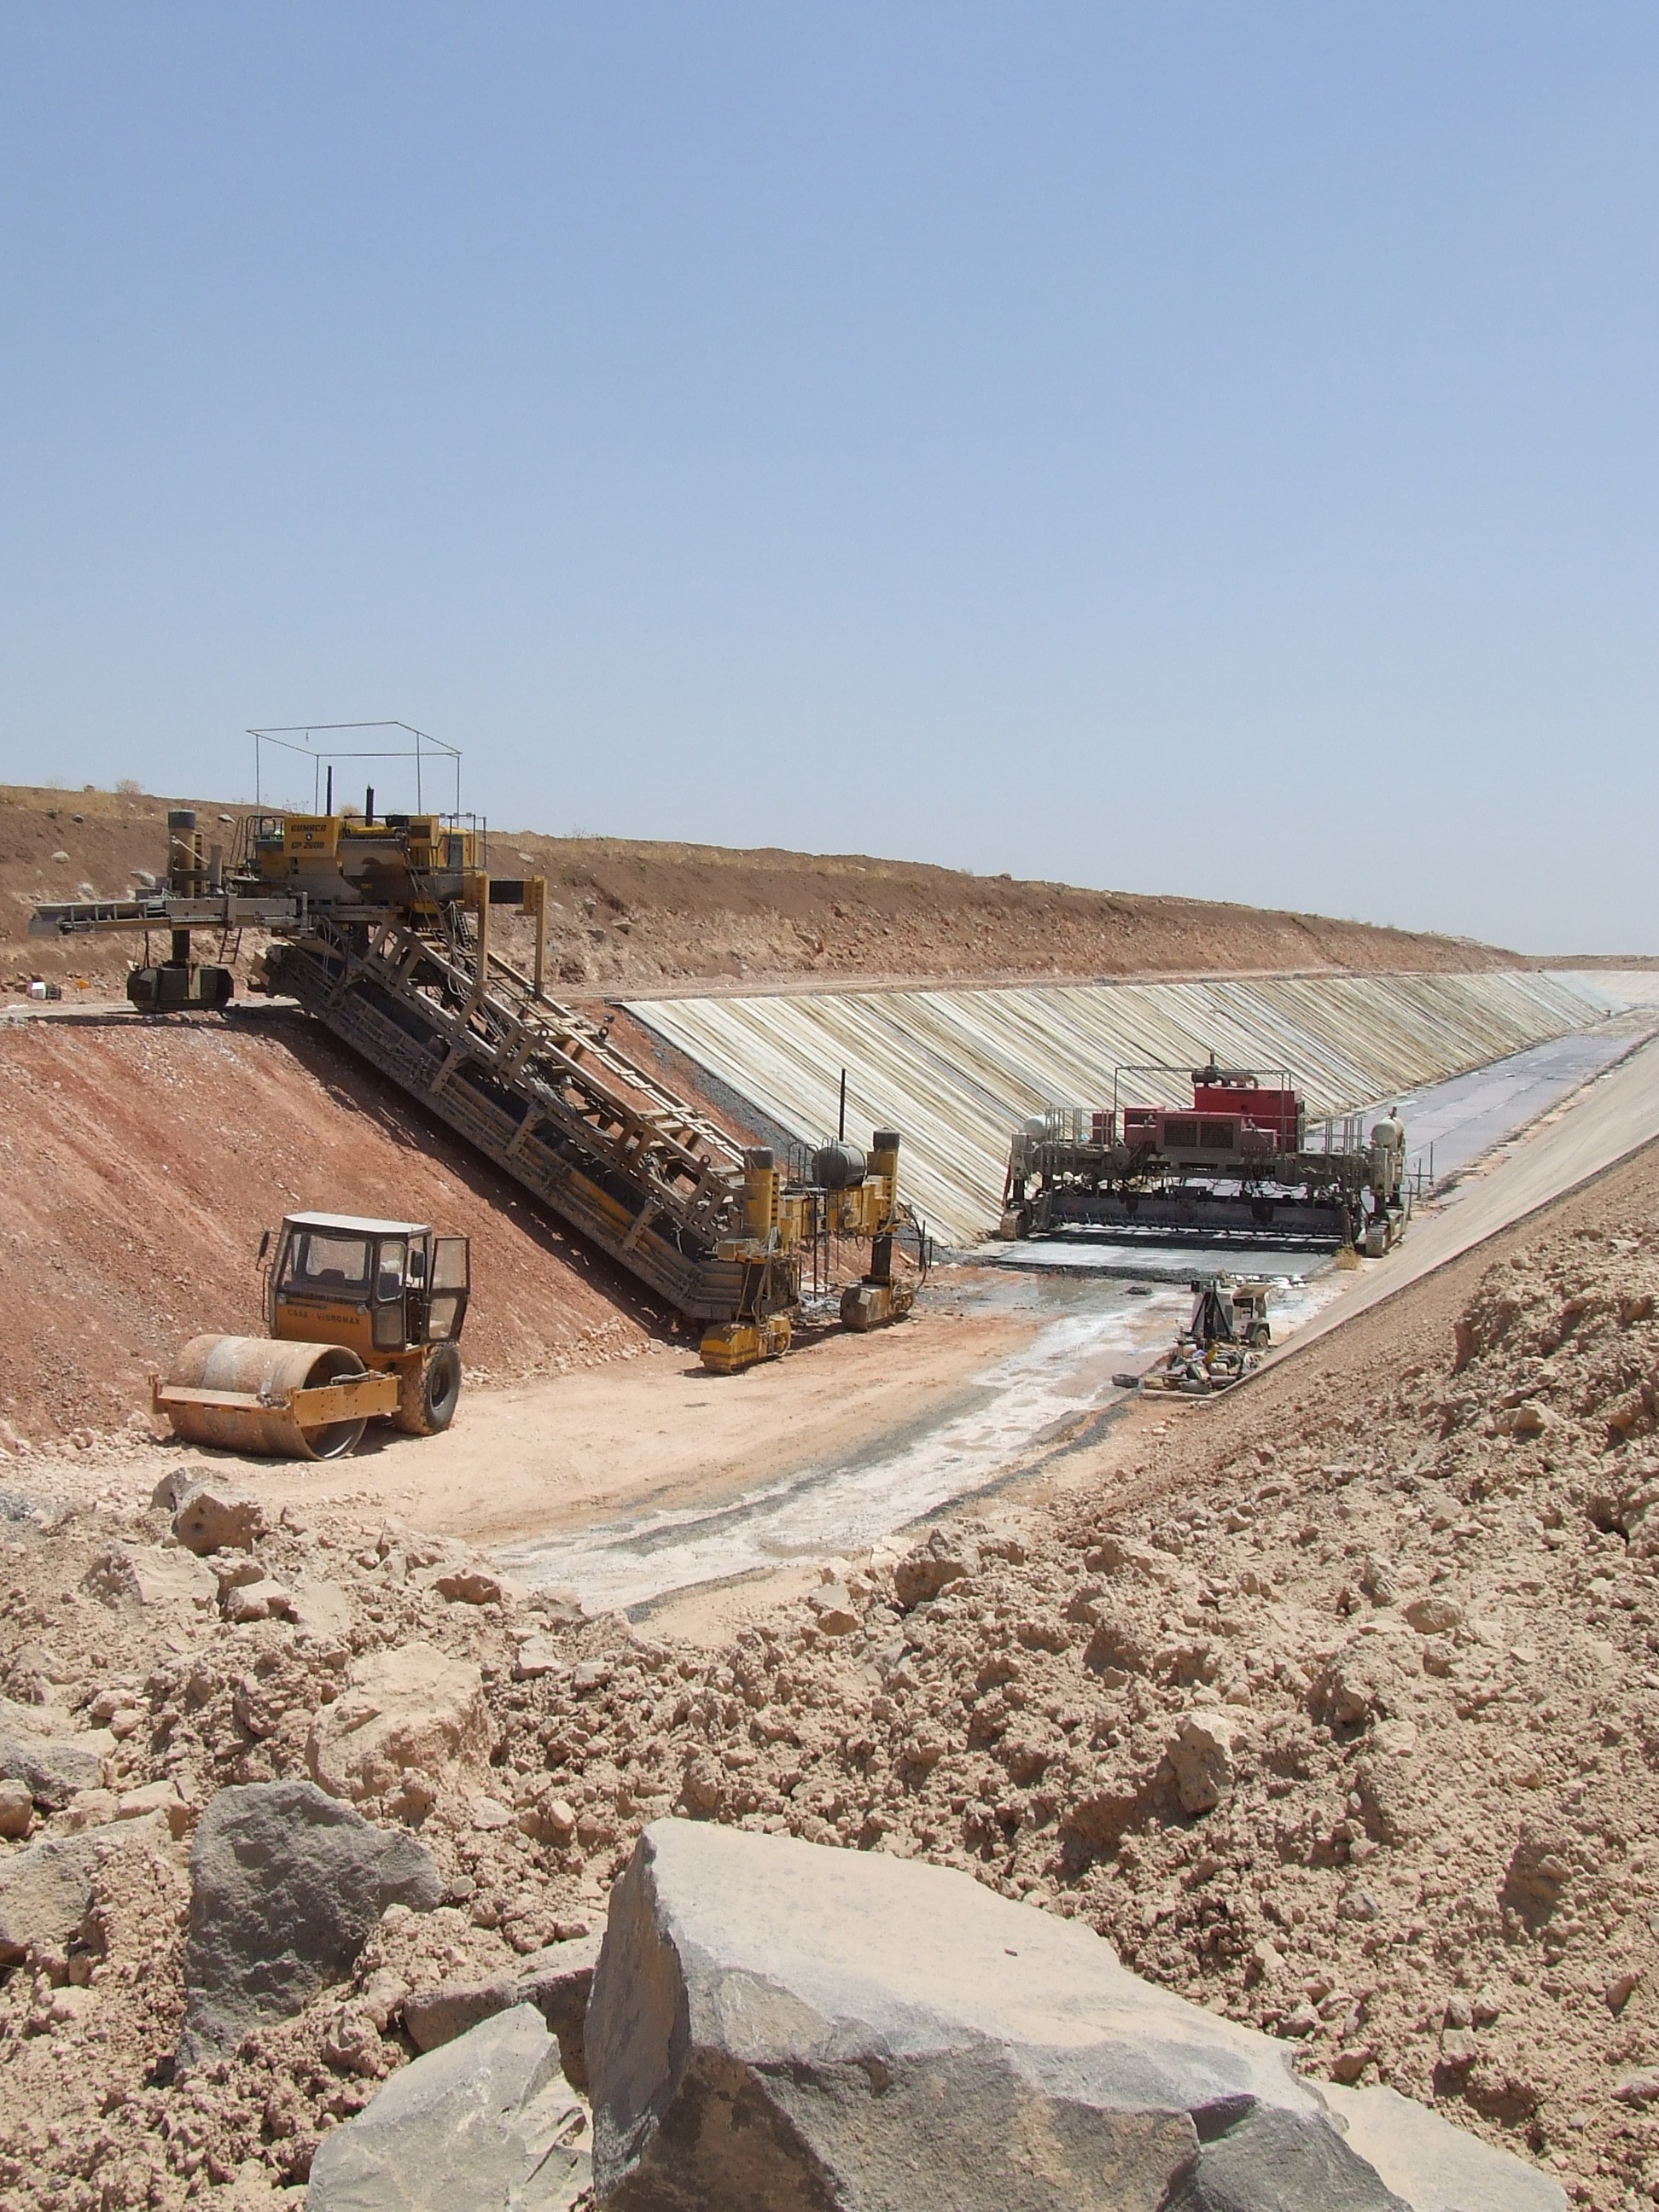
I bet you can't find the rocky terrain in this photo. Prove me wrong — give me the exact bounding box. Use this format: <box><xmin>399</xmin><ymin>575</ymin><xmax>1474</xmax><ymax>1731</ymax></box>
<box><xmin>3</xmin><ymin>780</ymin><xmax>1518</xmax><ymax>1004</ymax></box>
<box><xmin>0</xmin><ymin>1140</ymin><xmax>1656</xmax><ymax>2206</ymax></box>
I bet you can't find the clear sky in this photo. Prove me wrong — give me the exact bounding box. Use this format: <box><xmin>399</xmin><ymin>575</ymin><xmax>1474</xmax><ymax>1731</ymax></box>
<box><xmin>3</xmin><ymin>5</ymin><xmax>1655</xmax><ymax>952</ymax></box>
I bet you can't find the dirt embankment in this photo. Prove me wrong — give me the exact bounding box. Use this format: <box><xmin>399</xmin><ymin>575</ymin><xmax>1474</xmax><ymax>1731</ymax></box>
<box><xmin>4</xmin><ymin>781</ymin><xmax>1522</xmax><ymax>1002</ymax></box>
<box><xmin>1536</xmin><ymin>956</ymin><xmax>1659</xmax><ymax>971</ymax></box>
<box><xmin>0</xmin><ymin>1016</ymin><xmax>667</xmax><ymax>1447</ymax></box>
<box><xmin>0</xmin><ymin>1144</ymin><xmax>1656</xmax><ymax>2203</ymax></box>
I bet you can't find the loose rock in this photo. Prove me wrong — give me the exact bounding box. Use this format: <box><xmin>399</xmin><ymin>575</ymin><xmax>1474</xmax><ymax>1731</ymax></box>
<box><xmin>178</xmin><ymin>1778</ymin><xmax>442</xmax><ymax>2066</ymax></box>
<box><xmin>435</xmin><ymin>1565</ymin><xmax>503</xmax><ymax>1605</ymax></box>
<box><xmin>0</xmin><ymin>1835</ymin><xmax>93</xmax><ymax>1962</ymax></box>
<box><xmin>404</xmin><ymin>1932</ymin><xmax>601</xmax><ymax>2089</ymax></box>
<box><xmin>894</xmin><ymin>1528</ymin><xmax>977</xmax><ymax>1609</ymax></box>
<box><xmin>0</xmin><ymin>1777</ymin><xmax>32</xmax><ymax>1837</ymax></box>
<box><xmin>307</xmin><ymin>2004</ymin><xmax>589</xmax><ymax>2212</ymax></box>
<box><xmin>1323</xmin><ymin>2081</ymin><xmax>1563</xmax><ymax>2210</ymax></box>
<box><xmin>82</xmin><ymin>1542</ymin><xmax>217</xmax><ymax>1613</ymax></box>
<box><xmin>307</xmin><ymin>1641</ymin><xmax>492</xmax><ymax>1805</ymax></box>
<box><xmin>0</xmin><ymin>1727</ymin><xmax>110</xmax><ymax>1807</ymax></box>
<box><xmin>1168</xmin><ymin>1710</ymin><xmax>1236</xmax><ymax>1813</ymax></box>
<box><xmin>172</xmin><ymin>1477</ymin><xmax>265</xmax><ymax>1555</ymax></box>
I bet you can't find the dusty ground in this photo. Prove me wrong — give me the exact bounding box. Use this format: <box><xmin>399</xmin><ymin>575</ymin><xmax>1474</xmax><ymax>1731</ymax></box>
<box><xmin>183</xmin><ymin>1302</ymin><xmax>1042</xmax><ymax>1555</ymax></box>
<box><xmin>5</xmin><ymin>779</ymin><xmax>1527</xmax><ymax>1004</ymax></box>
<box><xmin>2</xmin><ymin>1141</ymin><xmax>1657</xmax><ymax>2204</ymax></box>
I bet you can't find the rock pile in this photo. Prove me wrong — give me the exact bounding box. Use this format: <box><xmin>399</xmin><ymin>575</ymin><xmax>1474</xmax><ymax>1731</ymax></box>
<box><xmin>317</xmin><ymin>1819</ymin><xmax>1559</xmax><ymax>2211</ymax></box>
<box><xmin>0</xmin><ymin>1149</ymin><xmax>1654</xmax><ymax>2203</ymax></box>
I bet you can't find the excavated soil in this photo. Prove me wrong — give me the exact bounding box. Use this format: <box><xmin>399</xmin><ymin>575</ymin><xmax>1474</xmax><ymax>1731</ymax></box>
<box><xmin>0</xmin><ymin>1014</ymin><xmax>671</xmax><ymax>1447</ymax></box>
<box><xmin>1</xmin><ymin>1142</ymin><xmax>1657</xmax><ymax>2206</ymax></box>
<box><xmin>5</xmin><ymin>780</ymin><xmax>1523</xmax><ymax>1004</ymax></box>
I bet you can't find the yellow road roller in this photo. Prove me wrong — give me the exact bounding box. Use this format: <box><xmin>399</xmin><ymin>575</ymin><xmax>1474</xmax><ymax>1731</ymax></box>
<box><xmin>154</xmin><ymin>1212</ymin><xmax>471</xmax><ymax>1460</ymax></box>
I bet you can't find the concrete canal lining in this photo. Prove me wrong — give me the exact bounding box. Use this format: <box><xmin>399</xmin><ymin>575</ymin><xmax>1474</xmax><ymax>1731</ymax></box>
<box><xmin>627</xmin><ymin>969</ymin><xmax>1615</xmax><ymax>1249</ymax></box>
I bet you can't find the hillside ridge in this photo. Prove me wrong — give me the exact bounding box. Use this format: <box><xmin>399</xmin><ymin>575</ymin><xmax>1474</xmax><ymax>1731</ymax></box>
<box><xmin>4</xmin><ymin>781</ymin><xmax>1520</xmax><ymax>999</ymax></box>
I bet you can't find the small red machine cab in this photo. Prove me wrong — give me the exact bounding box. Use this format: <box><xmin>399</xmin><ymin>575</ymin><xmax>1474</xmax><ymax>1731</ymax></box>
<box><xmin>1190</xmin><ymin>1071</ymin><xmax>1302</xmax><ymax>1149</ymax></box>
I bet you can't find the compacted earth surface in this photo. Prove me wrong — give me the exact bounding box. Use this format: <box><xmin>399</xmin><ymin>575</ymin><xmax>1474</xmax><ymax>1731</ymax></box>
<box><xmin>1</xmin><ymin>1138</ymin><xmax>1657</xmax><ymax>2205</ymax></box>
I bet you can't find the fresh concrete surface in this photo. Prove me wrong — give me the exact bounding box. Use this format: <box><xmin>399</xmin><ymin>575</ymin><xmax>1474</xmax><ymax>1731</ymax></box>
<box><xmin>1277</xmin><ymin>1031</ymin><xmax>1659</xmax><ymax>1364</ymax></box>
<box><xmin>975</xmin><ymin>1238</ymin><xmax>1330</xmax><ymax>1284</ymax></box>
<box><xmin>1327</xmin><ymin>1026</ymin><xmax>1644</xmax><ymax>1187</ymax></box>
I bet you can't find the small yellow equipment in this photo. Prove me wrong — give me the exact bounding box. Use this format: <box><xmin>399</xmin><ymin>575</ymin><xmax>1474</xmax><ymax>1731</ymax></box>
<box><xmin>696</xmin><ymin>1131</ymin><xmax>916</xmax><ymax>1373</ymax></box>
<box><xmin>32</xmin><ymin>765</ymin><xmax>925</xmax><ymax>1382</ymax></box>
<box><xmin>154</xmin><ymin>1212</ymin><xmax>471</xmax><ymax>1459</ymax></box>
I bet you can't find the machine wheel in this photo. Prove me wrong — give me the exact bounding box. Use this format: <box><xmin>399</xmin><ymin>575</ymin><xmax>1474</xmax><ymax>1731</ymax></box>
<box><xmin>394</xmin><ymin>1343</ymin><xmax>463</xmax><ymax>1435</ymax></box>
<box><xmin>1246</xmin><ymin>1321</ymin><xmax>1271</xmax><ymax>1348</ymax></box>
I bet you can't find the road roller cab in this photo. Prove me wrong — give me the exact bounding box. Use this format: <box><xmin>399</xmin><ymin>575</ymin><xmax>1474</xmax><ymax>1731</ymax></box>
<box><xmin>152</xmin><ymin>1214</ymin><xmax>471</xmax><ymax>1460</ymax></box>
<box><xmin>266</xmin><ymin>1214</ymin><xmax>470</xmax><ymax>1369</ymax></box>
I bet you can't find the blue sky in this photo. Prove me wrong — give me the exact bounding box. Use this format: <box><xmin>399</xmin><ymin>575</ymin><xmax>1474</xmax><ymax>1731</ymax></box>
<box><xmin>3</xmin><ymin>5</ymin><xmax>1655</xmax><ymax>951</ymax></box>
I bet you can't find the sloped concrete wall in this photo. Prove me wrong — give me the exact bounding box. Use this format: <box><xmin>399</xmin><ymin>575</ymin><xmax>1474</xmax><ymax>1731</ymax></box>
<box><xmin>629</xmin><ymin>970</ymin><xmax>1609</xmax><ymax>1248</ymax></box>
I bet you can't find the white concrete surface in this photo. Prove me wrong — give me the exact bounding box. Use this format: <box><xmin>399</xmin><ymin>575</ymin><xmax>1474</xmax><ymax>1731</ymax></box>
<box><xmin>631</xmin><ymin>971</ymin><xmax>1608</xmax><ymax>1248</ymax></box>
<box><xmin>1272</xmin><ymin>1032</ymin><xmax>1659</xmax><ymax>1364</ymax></box>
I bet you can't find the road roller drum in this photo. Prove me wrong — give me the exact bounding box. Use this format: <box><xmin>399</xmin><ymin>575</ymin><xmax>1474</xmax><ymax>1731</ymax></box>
<box><xmin>153</xmin><ymin>1335</ymin><xmax>399</xmax><ymax>1460</ymax></box>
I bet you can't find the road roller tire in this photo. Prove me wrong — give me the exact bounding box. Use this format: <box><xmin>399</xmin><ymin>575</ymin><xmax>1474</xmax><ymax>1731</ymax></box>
<box><xmin>394</xmin><ymin>1343</ymin><xmax>463</xmax><ymax>1435</ymax></box>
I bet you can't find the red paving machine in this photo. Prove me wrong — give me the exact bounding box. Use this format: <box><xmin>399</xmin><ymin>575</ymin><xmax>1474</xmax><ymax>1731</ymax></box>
<box><xmin>1001</xmin><ymin>1062</ymin><xmax>1409</xmax><ymax>1256</ymax></box>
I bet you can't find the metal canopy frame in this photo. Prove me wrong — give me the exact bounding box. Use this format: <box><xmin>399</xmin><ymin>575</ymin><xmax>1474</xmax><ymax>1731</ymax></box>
<box><xmin>249</xmin><ymin>722</ymin><xmax>462</xmax><ymax>818</ymax></box>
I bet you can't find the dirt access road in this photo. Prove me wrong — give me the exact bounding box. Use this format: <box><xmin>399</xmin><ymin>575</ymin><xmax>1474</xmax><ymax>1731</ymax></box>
<box><xmin>212</xmin><ymin>1296</ymin><xmax>1053</xmax><ymax>1552</ymax></box>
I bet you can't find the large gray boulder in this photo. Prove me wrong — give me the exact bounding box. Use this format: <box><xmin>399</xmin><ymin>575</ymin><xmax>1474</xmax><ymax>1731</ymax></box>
<box><xmin>586</xmin><ymin>1821</ymin><xmax>1563</xmax><ymax>2212</ymax></box>
<box><xmin>178</xmin><ymin>1779</ymin><xmax>442</xmax><ymax>2068</ymax></box>
<box><xmin>306</xmin><ymin>2003</ymin><xmax>589</xmax><ymax>2212</ymax></box>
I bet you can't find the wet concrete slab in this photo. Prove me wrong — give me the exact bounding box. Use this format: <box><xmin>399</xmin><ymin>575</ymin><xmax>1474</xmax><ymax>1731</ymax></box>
<box><xmin>972</xmin><ymin>1237</ymin><xmax>1329</xmax><ymax>1284</ymax></box>
<box><xmin>494</xmin><ymin>1275</ymin><xmax>1185</xmax><ymax>1610</ymax></box>
<box><xmin>1344</xmin><ymin>1029</ymin><xmax>1642</xmax><ymax>1187</ymax></box>
<box><xmin>491</xmin><ymin>1264</ymin><xmax>1341</xmax><ymax>1613</ymax></box>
